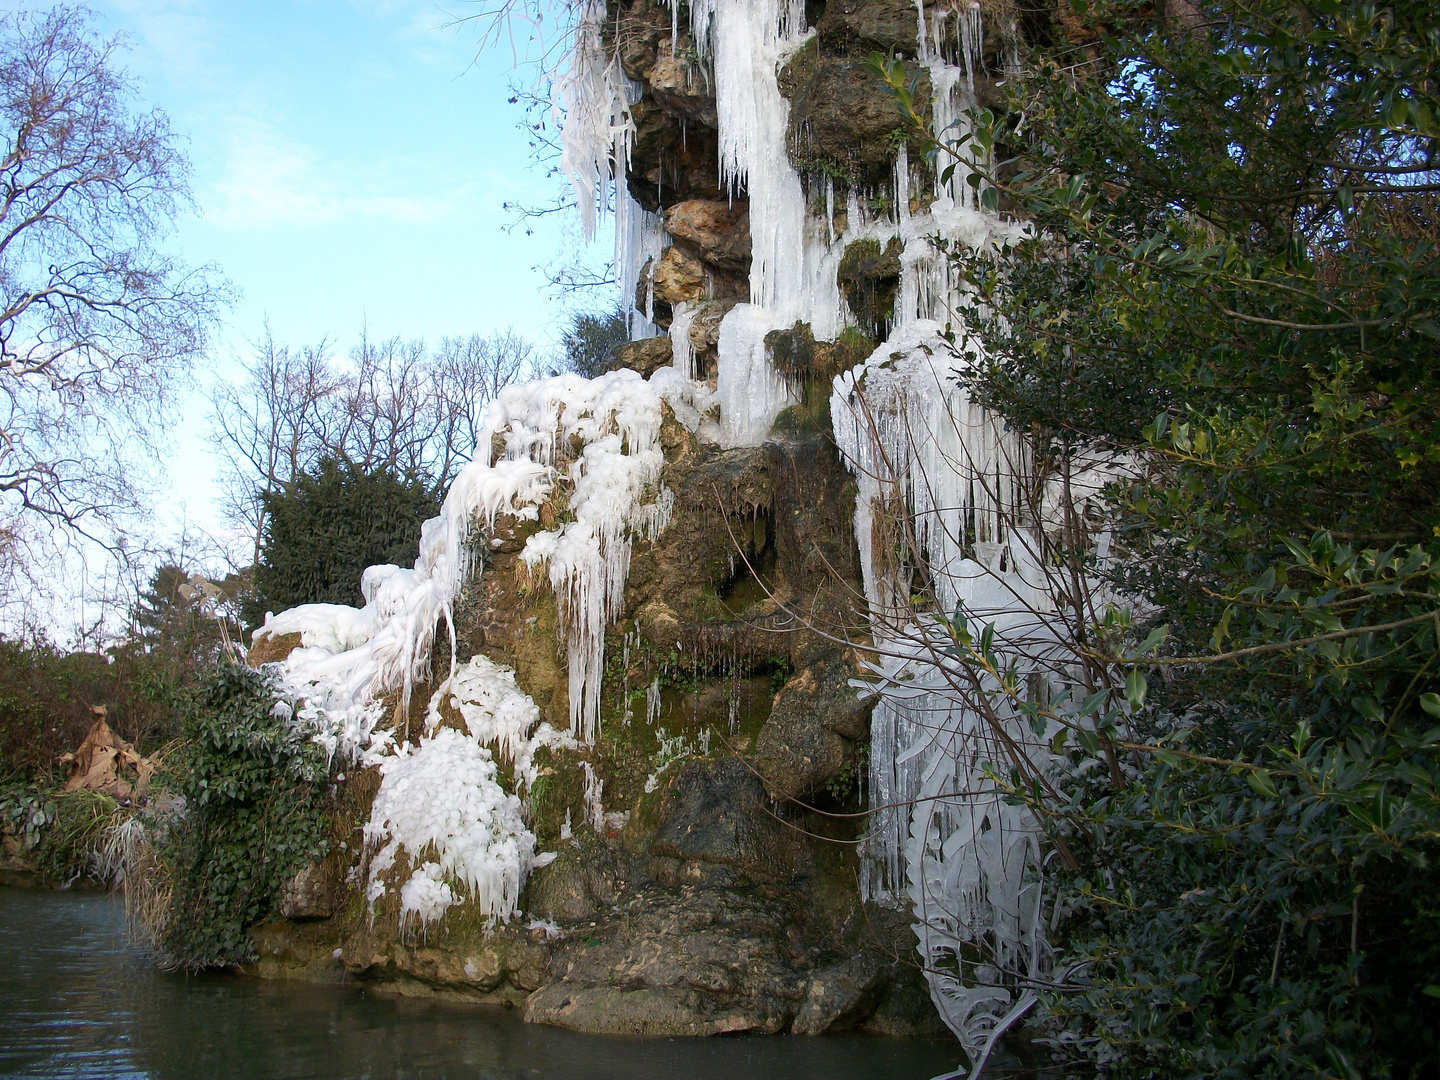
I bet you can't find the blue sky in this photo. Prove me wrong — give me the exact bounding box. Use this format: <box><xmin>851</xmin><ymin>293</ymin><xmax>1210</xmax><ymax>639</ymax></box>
<box><xmin>59</xmin><ymin>1</ymin><xmax>588</xmax><ymax>541</ymax></box>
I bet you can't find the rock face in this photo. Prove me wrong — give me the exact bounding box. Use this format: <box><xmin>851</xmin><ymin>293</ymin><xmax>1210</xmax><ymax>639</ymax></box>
<box><xmin>837</xmin><ymin>236</ymin><xmax>904</xmax><ymax>336</ymax></box>
<box><xmin>278</xmin><ymin>855</ymin><xmax>344</xmax><ymax>920</ymax></box>
<box><xmin>243</xmin><ymin>409</ymin><xmax>942</xmax><ymax>1037</ymax></box>
<box><xmin>816</xmin><ymin>0</ymin><xmax>925</xmax><ymax>56</ymax></box>
<box><xmin>609</xmin><ymin>336</ymin><xmax>674</xmax><ymax>377</ymax></box>
<box><xmin>242</xmin><ymin>0</ymin><xmax>959</xmax><ymax>1043</ymax></box>
<box><xmin>664</xmin><ymin>200</ymin><xmax>752</xmax><ymax>274</ymax></box>
<box><xmin>754</xmin><ymin>653</ymin><xmax>872</xmax><ymax>801</ymax></box>
<box><xmin>779</xmin><ymin>51</ymin><xmax>931</xmax><ymax>187</ymax></box>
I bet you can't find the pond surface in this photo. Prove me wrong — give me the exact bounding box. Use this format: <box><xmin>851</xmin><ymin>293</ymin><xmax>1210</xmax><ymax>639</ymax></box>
<box><xmin>0</xmin><ymin>888</ymin><xmax>965</xmax><ymax>1080</ymax></box>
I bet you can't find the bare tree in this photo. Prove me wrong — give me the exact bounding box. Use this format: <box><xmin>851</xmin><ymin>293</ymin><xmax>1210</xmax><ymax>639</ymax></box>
<box><xmin>210</xmin><ymin>328</ymin><xmax>535</xmax><ymax>565</ymax></box>
<box><xmin>430</xmin><ymin>331</ymin><xmax>533</xmax><ymax>478</ymax></box>
<box><xmin>209</xmin><ymin>328</ymin><xmax>337</xmax><ymax>566</ymax></box>
<box><xmin>0</xmin><ymin>7</ymin><xmax>224</xmax><ymax>570</ymax></box>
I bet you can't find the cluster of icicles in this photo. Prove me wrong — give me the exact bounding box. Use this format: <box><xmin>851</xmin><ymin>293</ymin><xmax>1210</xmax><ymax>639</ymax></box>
<box><xmin>556</xmin><ymin>0</ymin><xmax>1119</xmax><ymax>1070</ymax></box>
<box><xmin>257</xmin><ymin>366</ymin><xmax>717</xmax><ymax>929</ymax></box>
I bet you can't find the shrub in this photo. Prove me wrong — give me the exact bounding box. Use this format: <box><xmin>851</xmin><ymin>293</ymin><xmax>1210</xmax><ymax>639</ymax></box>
<box><xmin>245</xmin><ymin>457</ymin><xmax>439</xmax><ymax>629</ymax></box>
<box><xmin>153</xmin><ymin>663</ymin><xmax>330</xmax><ymax>970</ymax></box>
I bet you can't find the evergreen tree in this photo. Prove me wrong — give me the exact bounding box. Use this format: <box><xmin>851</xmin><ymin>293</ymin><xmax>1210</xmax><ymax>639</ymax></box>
<box><xmin>244</xmin><ymin>458</ymin><xmax>440</xmax><ymax>628</ymax></box>
<box><xmin>561</xmin><ymin>305</ymin><xmax>628</xmax><ymax>378</ymax></box>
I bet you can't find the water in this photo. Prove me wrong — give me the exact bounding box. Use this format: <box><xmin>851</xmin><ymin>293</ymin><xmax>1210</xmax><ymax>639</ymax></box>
<box><xmin>0</xmin><ymin>888</ymin><xmax>964</xmax><ymax>1080</ymax></box>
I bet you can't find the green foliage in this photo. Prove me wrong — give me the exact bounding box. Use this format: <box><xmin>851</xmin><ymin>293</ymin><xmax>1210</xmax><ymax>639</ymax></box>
<box><xmin>0</xmin><ymin>785</ymin><xmax>123</xmax><ymax>884</ymax></box>
<box><xmin>824</xmin><ymin>743</ymin><xmax>868</xmax><ymax>802</ymax></box>
<box><xmin>878</xmin><ymin>2</ymin><xmax>1440</xmax><ymax>1075</ymax></box>
<box><xmin>561</xmin><ymin>305</ymin><xmax>628</xmax><ymax>379</ymax></box>
<box><xmin>157</xmin><ymin>662</ymin><xmax>330</xmax><ymax>970</ymax></box>
<box><xmin>246</xmin><ymin>457</ymin><xmax>439</xmax><ymax>628</ymax></box>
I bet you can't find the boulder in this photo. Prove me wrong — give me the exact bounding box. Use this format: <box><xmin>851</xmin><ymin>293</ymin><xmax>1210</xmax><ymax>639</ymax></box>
<box><xmin>524</xmin><ymin>884</ymin><xmax>803</xmax><ymax>1035</ymax></box>
<box><xmin>816</xmin><ymin>0</ymin><xmax>927</xmax><ymax>56</ymax></box>
<box><xmin>278</xmin><ymin>855</ymin><xmax>343</xmax><ymax>920</ymax></box>
<box><xmin>609</xmin><ymin>336</ymin><xmax>674</xmax><ymax>377</ymax></box>
<box><xmin>525</xmin><ymin>839</ymin><xmax>621</xmax><ymax>923</ymax></box>
<box><xmin>663</xmin><ymin>199</ymin><xmax>751</xmax><ymax>274</ymax></box>
<box><xmin>753</xmin><ymin>652</ymin><xmax>873</xmax><ymax>800</ymax></box>
<box><xmin>793</xmin><ymin>953</ymin><xmax>888</xmax><ymax>1034</ymax></box>
<box><xmin>648</xmin><ymin>758</ymin><xmax>811</xmax><ymax>885</ymax></box>
<box><xmin>651</xmin><ymin>244</ymin><xmax>709</xmax><ymax>306</ymax></box>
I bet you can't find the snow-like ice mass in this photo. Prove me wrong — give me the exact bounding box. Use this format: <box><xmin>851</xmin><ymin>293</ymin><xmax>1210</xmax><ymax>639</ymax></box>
<box><xmin>365</xmin><ymin>727</ymin><xmax>535</xmax><ymax>930</ymax></box>
<box><xmin>259</xmin><ymin>368</ymin><xmax>713</xmax><ymax>931</ymax></box>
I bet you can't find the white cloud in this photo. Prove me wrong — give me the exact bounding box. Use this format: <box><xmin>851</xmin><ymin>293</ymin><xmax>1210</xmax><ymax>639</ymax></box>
<box><xmin>205</xmin><ymin>116</ymin><xmax>467</xmax><ymax>229</ymax></box>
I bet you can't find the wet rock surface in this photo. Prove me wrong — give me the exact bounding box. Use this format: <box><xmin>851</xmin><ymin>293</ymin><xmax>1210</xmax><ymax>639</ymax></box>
<box><xmin>754</xmin><ymin>652</ymin><xmax>872</xmax><ymax>801</ymax></box>
<box><xmin>779</xmin><ymin>51</ymin><xmax>930</xmax><ymax>186</ymax></box>
<box><xmin>278</xmin><ymin>855</ymin><xmax>344</xmax><ymax>921</ymax></box>
<box><xmin>664</xmin><ymin>199</ymin><xmax>752</xmax><ymax>274</ymax></box>
<box><xmin>816</xmin><ymin>0</ymin><xmax>926</xmax><ymax>56</ymax></box>
<box><xmin>609</xmin><ymin>335</ymin><xmax>674</xmax><ymax>377</ymax></box>
<box><xmin>837</xmin><ymin>236</ymin><xmax>905</xmax><ymax>336</ymax></box>
<box><xmin>648</xmin><ymin>758</ymin><xmax>811</xmax><ymax>885</ymax></box>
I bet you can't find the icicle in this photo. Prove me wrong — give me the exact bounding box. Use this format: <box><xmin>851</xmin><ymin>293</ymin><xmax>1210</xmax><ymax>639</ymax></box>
<box><xmin>716</xmin><ymin>304</ymin><xmax>797</xmax><ymax>446</ymax></box>
<box><xmin>616</xmin><ymin>189</ymin><xmax>669</xmax><ymax>340</ymax></box>
<box><xmin>826</xmin><ymin>176</ymin><xmax>835</xmax><ymax>246</ymax></box>
<box><xmin>556</xmin><ymin>0</ymin><xmax>635</xmax><ymax>242</ymax></box>
<box><xmin>959</xmin><ymin>2</ymin><xmax>984</xmax><ymax>95</ymax></box>
<box><xmin>581</xmin><ymin>761</ymin><xmax>606</xmax><ymax>832</ymax></box>
<box><xmin>669</xmin><ymin>300</ymin><xmax>699</xmax><ymax>379</ymax></box>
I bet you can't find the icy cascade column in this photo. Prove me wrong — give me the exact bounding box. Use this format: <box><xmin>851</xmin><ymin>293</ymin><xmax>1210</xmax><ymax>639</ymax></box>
<box><xmin>668</xmin><ymin>301</ymin><xmax>699</xmax><ymax>379</ymax></box>
<box><xmin>558</xmin><ymin>0</ymin><xmax>668</xmax><ymax>340</ymax></box>
<box><xmin>832</xmin><ymin>322</ymin><xmax>1053</xmax><ymax>1071</ymax></box>
<box><xmin>487</xmin><ymin>372</ymin><xmax>676</xmax><ymax>745</ymax></box>
<box><xmin>707</xmin><ymin>0</ymin><xmax>808</xmax><ymax>311</ymax></box>
<box><xmin>688</xmin><ymin>0</ymin><xmax>811</xmax><ymax>444</ymax></box>
<box><xmin>831</xmin><ymin>325</ymin><xmax>1036</xmax><ymax>619</ymax></box>
<box><xmin>616</xmin><ymin>191</ymin><xmax>670</xmax><ymax>339</ymax></box>
<box><xmin>558</xmin><ymin>0</ymin><xmax>636</xmax><ymax>241</ymax></box>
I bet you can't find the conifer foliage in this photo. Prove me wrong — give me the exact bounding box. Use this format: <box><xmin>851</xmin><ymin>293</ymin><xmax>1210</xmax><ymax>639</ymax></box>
<box><xmin>245</xmin><ymin>458</ymin><xmax>439</xmax><ymax>628</ymax></box>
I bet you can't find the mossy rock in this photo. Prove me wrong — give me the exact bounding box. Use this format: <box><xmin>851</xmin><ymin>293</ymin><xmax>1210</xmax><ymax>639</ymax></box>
<box><xmin>778</xmin><ymin>45</ymin><xmax>930</xmax><ymax>187</ymax></box>
<box><xmin>816</xmin><ymin>0</ymin><xmax>928</xmax><ymax>56</ymax></box>
<box><xmin>764</xmin><ymin>322</ymin><xmax>877</xmax><ymax>434</ymax></box>
<box><xmin>837</xmin><ymin>237</ymin><xmax>904</xmax><ymax>337</ymax></box>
